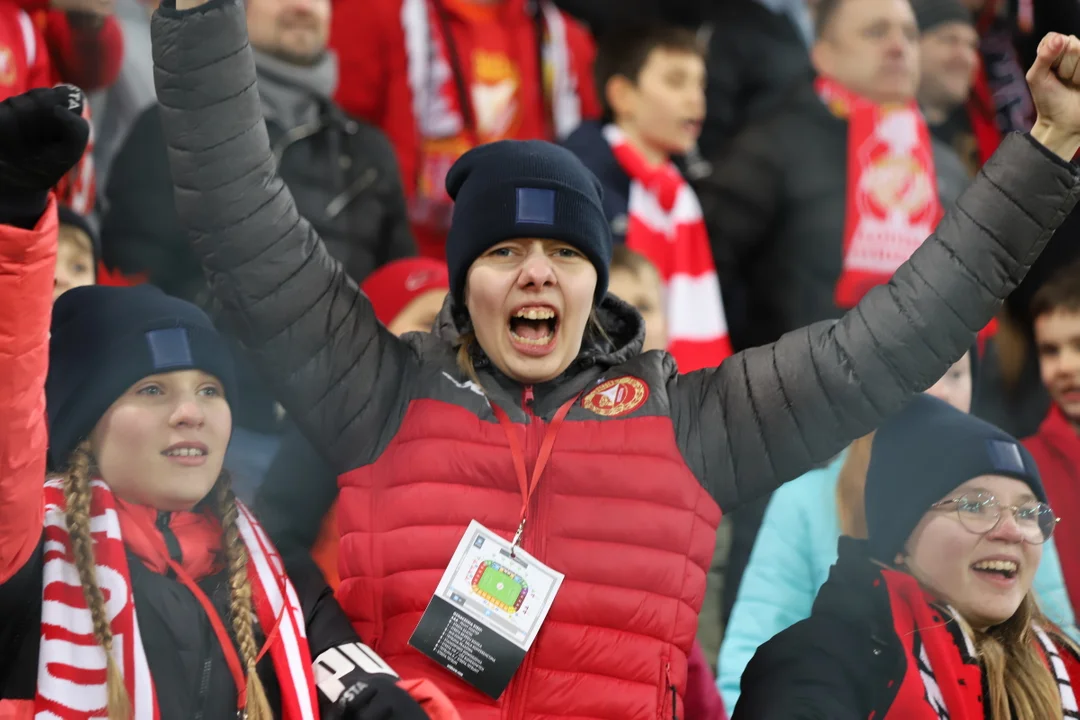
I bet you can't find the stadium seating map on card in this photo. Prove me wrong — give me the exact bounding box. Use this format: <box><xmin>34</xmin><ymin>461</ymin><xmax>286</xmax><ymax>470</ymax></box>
<box><xmin>436</xmin><ymin>522</ymin><xmax>563</xmax><ymax>650</ymax></box>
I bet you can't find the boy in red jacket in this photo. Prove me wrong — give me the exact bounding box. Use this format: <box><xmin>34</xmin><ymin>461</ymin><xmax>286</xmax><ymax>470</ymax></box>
<box><xmin>1023</xmin><ymin>260</ymin><xmax>1080</xmax><ymax>616</ymax></box>
<box><xmin>329</xmin><ymin>0</ymin><xmax>600</xmax><ymax>259</ymax></box>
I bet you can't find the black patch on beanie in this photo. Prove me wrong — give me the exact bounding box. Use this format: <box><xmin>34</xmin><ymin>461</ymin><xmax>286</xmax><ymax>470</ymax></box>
<box><xmin>46</xmin><ymin>285</ymin><xmax>238</xmax><ymax>468</ymax></box>
<box><xmin>444</xmin><ymin>139</ymin><xmax>612</xmax><ymax>305</ymax></box>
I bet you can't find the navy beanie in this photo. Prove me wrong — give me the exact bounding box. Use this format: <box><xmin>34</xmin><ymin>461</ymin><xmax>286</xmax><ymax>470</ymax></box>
<box><xmin>444</xmin><ymin>139</ymin><xmax>612</xmax><ymax>305</ymax></box>
<box><xmin>865</xmin><ymin>394</ymin><xmax>1045</xmax><ymax>564</ymax></box>
<box><xmin>46</xmin><ymin>285</ymin><xmax>238</xmax><ymax>468</ymax></box>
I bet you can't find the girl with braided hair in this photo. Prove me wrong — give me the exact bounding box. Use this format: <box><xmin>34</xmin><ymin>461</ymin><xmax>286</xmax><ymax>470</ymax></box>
<box><xmin>0</xmin><ymin>86</ymin><xmax>455</xmax><ymax>720</ymax></box>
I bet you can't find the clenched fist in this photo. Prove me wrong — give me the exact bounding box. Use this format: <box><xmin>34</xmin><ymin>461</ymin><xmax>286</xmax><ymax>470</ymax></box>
<box><xmin>0</xmin><ymin>85</ymin><xmax>90</xmax><ymax>193</ymax></box>
<box><xmin>1028</xmin><ymin>33</ymin><xmax>1080</xmax><ymax>160</ymax></box>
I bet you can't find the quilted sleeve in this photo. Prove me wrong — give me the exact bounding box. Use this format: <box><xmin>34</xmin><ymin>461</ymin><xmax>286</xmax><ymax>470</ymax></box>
<box><xmin>0</xmin><ymin>197</ymin><xmax>55</xmax><ymax>584</ymax></box>
<box><xmin>671</xmin><ymin>133</ymin><xmax>1080</xmax><ymax>511</ymax></box>
<box><xmin>150</xmin><ymin>0</ymin><xmax>418</xmax><ymax>472</ymax></box>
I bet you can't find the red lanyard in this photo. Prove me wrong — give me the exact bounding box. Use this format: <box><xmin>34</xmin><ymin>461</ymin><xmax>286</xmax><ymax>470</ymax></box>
<box><xmin>488</xmin><ymin>392</ymin><xmax>580</xmax><ymax>553</ymax></box>
<box><xmin>123</xmin><ymin>511</ymin><xmax>285</xmax><ymax>712</ymax></box>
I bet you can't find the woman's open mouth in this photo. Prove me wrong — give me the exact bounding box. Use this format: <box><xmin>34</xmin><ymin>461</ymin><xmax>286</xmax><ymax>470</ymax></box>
<box><xmin>508</xmin><ymin>306</ymin><xmax>559</xmax><ymax>357</ymax></box>
<box><xmin>971</xmin><ymin>558</ymin><xmax>1019</xmax><ymax>587</ymax></box>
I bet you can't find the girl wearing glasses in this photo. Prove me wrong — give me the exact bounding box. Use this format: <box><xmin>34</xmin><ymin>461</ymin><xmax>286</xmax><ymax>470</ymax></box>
<box><xmin>734</xmin><ymin>394</ymin><xmax>1079</xmax><ymax>720</ymax></box>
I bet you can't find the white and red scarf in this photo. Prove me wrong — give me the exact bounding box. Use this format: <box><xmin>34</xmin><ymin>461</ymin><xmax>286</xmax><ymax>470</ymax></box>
<box><xmin>35</xmin><ymin>478</ymin><xmax>320</xmax><ymax>720</ymax></box>
<box><xmin>400</xmin><ymin>0</ymin><xmax>582</xmax><ymax>233</ymax></box>
<box><xmin>604</xmin><ymin>125</ymin><xmax>732</xmax><ymax>372</ymax></box>
<box><xmin>815</xmin><ymin>77</ymin><xmax>944</xmax><ymax>309</ymax></box>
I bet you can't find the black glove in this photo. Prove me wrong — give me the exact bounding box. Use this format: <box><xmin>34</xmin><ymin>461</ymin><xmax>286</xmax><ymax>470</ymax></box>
<box><xmin>0</xmin><ymin>84</ymin><xmax>89</xmax><ymax>193</ymax></box>
<box><xmin>329</xmin><ymin>674</ymin><xmax>431</xmax><ymax>720</ymax></box>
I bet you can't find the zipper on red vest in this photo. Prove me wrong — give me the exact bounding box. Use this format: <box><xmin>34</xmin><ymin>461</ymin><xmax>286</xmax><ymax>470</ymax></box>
<box><xmin>522</xmin><ymin>385</ymin><xmax>535</xmax><ymax>416</ymax></box>
<box><xmin>665</xmin><ymin>662</ymin><xmax>677</xmax><ymax>720</ymax></box>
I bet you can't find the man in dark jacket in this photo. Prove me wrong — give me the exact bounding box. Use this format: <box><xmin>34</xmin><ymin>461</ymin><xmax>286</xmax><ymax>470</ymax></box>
<box><xmin>100</xmin><ymin>0</ymin><xmax>416</xmax><ymax>307</ymax></box>
<box><xmin>696</xmin><ymin>0</ymin><xmax>972</xmax><ymax>626</ymax></box>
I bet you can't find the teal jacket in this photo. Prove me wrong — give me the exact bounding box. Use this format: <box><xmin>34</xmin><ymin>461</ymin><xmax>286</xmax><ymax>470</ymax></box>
<box><xmin>718</xmin><ymin>450</ymin><xmax>1079</xmax><ymax>709</ymax></box>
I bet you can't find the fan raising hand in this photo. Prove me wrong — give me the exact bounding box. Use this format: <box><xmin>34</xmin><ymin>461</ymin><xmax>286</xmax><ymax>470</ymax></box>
<box><xmin>1029</xmin><ymin>33</ymin><xmax>1080</xmax><ymax>160</ymax></box>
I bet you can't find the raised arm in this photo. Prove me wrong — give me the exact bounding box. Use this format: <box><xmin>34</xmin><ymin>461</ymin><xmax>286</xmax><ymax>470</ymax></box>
<box><xmin>672</xmin><ymin>34</ymin><xmax>1080</xmax><ymax>511</ymax></box>
<box><xmin>0</xmin><ymin>86</ymin><xmax>88</xmax><ymax>583</ymax></box>
<box><xmin>151</xmin><ymin>0</ymin><xmax>416</xmax><ymax>471</ymax></box>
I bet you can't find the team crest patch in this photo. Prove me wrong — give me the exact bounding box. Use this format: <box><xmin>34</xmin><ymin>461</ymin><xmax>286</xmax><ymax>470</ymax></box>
<box><xmin>582</xmin><ymin>376</ymin><xmax>649</xmax><ymax>417</ymax></box>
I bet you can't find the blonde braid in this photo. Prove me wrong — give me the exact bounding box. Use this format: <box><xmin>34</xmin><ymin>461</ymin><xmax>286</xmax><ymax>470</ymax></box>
<box><xmin>62</xmin><ymin>441</ymin><xmax>131</xmax><ymax>720</ymax></box>
<box><xmin>216</xmin><ymin>476</ymin><xmax>272</xmax><ymax>720</ymax></box>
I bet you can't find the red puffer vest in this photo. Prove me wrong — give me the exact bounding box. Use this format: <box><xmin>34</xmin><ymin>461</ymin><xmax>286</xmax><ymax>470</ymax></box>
<box><xmin>335</xmin><ymin>397</ymin><xmax>720</xmax><ymax>719</ymax></box>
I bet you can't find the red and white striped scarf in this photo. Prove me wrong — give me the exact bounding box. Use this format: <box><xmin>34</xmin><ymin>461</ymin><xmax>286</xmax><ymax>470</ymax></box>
<box><xmin>604</xmin><ymin>124</ymin><xmax>732</xmax><ymax>372</ymax></box>
<box><xmin>35</xmin><ymin>478</ymin><xmax>320</xmax><ymax>720</ymax></box>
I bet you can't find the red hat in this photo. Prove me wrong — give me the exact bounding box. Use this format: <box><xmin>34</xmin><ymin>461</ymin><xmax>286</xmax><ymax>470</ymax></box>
<box><xmin>361</xmin><ymin>258</ymin><xmax>450</xmax><ymax>327</ymax></box>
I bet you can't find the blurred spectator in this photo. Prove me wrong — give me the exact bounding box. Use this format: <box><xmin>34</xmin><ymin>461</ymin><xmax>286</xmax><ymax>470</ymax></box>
<box><xmin>564</xmin><ymin>24</ymin><xmax>730</xmax><ymax>372</ymax></box>
<box><xmin>102</xmin><ymin>0</ymin><xmax>414</xmax><ymax>305</ymax></box>
<box><xmin>607</xmin><ymin>245</ymin><xmax>667</xmax><ymax>352</ymax></box>
<box><xmin>255</xmin><ymin>257</ymin><xmax>450</xmax><ymax>580</ymax></box>
<box><xmin>53</xmin><ymin>204</ymin><xmax>97</xmax><ymax>300</ymax></box>
<box><xmin>754</xmin><ymin>0</ymin><xmax>815</xmax><ymax>47</ymax></box>
<box><xmin>551</xmin><ymin>0</ymin><xmax>707</xmax><ymax>35</ymax></box>
<box><xmin>696</xmin><ymin>0</ymin><xmax>969</xmax><ymax>627</ymax></box>
<box><xmin>698</xmin><ymin>0</ymin><xmax>968</xmax><ymax>352</ymax></box>
<box><xmin>697</xmin><ymin>0</ymin><xmax>812</xmax><ymax>158</ymax></box>
<box><xmin>971</xmin><ymin>0</ymin><xmax>1034</xmax><ymax>136</ymax></box>
<box><xmin>1024</xmin><ymin>261</ymin><xmax>1080</xmax><ymax>619</ymax></box>
<box><xmin>24</xmin><ymin>2</ymin><xmax>123</xmax><ymax>92</ymax></box>
<box><xmin>329</xmin><ymin>0</ymin><xmax>600</xmax><ymax>259</ymax></box>
<box><xmin>913</xmin><ymin>0</ymin><xmax>991</xmax><ymax>176</ymax></box>
<box><xmin>0</xmin><ymin>0</ymin><xmax>51</xmax><ymax>99</ymax></box>
<box><xmin>735</xmin><ymin>395</ymin><xmax>1079</xmax><ymax>718</ymax></box>
<box><xmin>718</xmin><ymin>350</ymin><xmax>1080</xmax><ymax>708</ymax></box>
<box><xmin>89</xmin><ymin>0</ymin><xmax>155</xmax><ymax>191</ymax></box>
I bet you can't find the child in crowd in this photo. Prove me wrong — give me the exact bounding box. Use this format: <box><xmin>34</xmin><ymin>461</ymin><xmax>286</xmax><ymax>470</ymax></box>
<box><xmin>607</xmin><ymin>244</ymin><xmax>667</xmax><ymax>352</ymax></box>
<box><xmin>736</xmin><ymin>395</ymin><xmax>1080</xmax><ymax>718</ymax></box>
<box><xmin>54</xmin><ymin>204</ymin><xmax>97</xmax><ymax>300</ymax></box>
<box><xmin>564</xmin><ymin>23</ymin><xmax>731</xmax><ymax>372</ymax></box>
<box><xmin>1024</xmin><ymin>260</ymin><xmax>1080</xmax><ymax>618</ymax></box>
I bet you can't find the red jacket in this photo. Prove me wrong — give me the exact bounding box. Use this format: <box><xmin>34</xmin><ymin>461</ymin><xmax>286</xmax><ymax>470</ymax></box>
<box><xmin>1023</xmin><ymin>405</ymin><xmax>1080</xmax><ymax>616</ymax></box>
<box><xmin>16</xmin><ymin>0</ymin><xmax>123</xmax><ymax>91</ymax></box>
<box><xmin>329</xmin><ymin>0</ymin><xmax>600</xmax><ymax>258</ymax></box>
<box><xmin>0</xmin><ymin>0</ymin><xmax>50</xmax><ymax>99</ymax></box>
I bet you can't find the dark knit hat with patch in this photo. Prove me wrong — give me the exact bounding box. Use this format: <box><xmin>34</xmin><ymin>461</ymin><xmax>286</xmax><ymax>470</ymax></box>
<box><xmin>46</xmin><ymin>285</ymin><xmax>237</xmax><ymax>467</ymax></box>
<box><xmin>444</xmin><ymin>139</ymin><xmax>612</xmax><ymax>306</ymax></box>
<box><xmin>911</xmin><ymin>0</ymin><xmax>973</xmax><ymax>33</ymax></box>
<box><xmin>865</xmin><ymin>394</ymin><xmax>1045</xmax><ymax>564</ymax></box>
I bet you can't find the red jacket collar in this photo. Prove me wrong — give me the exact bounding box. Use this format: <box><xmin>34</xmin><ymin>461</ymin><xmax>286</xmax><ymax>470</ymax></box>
<box><xmin>114</xmin><ymin>496</ymin><xmax>225</xmax><ymax>580</ymax></box>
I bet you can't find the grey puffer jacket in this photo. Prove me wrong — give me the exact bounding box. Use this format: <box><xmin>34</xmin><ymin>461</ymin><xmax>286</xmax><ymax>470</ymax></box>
<box><xmin>150</xmin><ymin>0</ymin><xmax>1079</xmax><ymax>715</ymax></box>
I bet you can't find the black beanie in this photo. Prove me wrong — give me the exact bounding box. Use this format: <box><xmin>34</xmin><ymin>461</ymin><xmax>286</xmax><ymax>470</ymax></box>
<box><xmin>46</xmin><ymin>285</ymin><xmax>238</xmax><ymax>468</ymax></box>
<box><xmin>444</xmin><ymin>139</ymin><xmax>612</xmax><ymax>306</ymax></box>
<box><xmin>911</xmin><ymin>0</ymin><xmax>973</xmax><ymax>33</ymax></box>
<box><xmin>865</xmin><ymin>394</ymin><xmax>1045</xmax><ymax>564</ymax></box>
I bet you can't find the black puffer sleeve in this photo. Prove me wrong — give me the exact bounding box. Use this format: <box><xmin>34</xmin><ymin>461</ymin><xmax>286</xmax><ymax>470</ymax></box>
<box><xmin>151</xmin><ymin>0</ymin><xmax>416</xmax><ymax>473</ymax></box>
<box><xmin>672</xmin><ymin>134</ymin><xmax>1080</xmax><ymax>510</ymax></box>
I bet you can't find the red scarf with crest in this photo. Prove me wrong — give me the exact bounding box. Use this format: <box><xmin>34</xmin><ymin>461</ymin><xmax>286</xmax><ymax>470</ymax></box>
<box><xmin>816</xmin><ymin>77</ymin><xmax>944</xmax><ymax>309</ymax></box>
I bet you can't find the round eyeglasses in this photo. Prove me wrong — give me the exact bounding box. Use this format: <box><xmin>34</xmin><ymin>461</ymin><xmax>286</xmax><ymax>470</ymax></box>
<box><xmin>931</xmin><ymin>491</ymin><xmax>1058</xmax><ymax>544</ymax></box>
